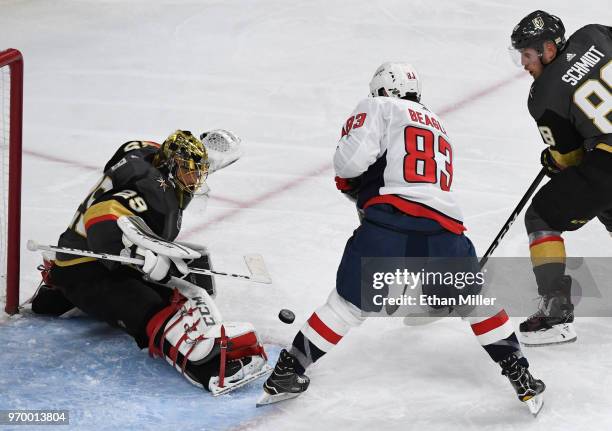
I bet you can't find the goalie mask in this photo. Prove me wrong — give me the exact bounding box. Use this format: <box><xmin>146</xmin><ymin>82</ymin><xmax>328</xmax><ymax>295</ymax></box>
<box><xmin>154</xmin><ymin>130</ymin><xmax>209</xmax><ymax>206</ymax></box>
<box><xmin>369</xmin><ymin>62</ymin><xmax>421</xmax><ymax>102</ymax></box>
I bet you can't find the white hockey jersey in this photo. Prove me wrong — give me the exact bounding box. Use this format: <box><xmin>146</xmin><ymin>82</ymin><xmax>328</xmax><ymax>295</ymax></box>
<box><xmin>334</xmin><ymin>96</ymin><xmax>465</xmax><ymax>234</ymax></box>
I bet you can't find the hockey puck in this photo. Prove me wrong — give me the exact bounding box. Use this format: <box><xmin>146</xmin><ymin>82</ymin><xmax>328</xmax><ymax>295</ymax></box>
<box><xmin>278</xmin><ymin>309</ymin><xmax>295</xmax><ymax>324</ymax></box>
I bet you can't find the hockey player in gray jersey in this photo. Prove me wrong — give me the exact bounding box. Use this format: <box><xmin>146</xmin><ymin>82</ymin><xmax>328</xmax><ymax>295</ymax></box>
<box><xmin>30</xmin><ymin>130</ymin><xmax>270</xmax><ymax>395</ymax></box>
<box><xmin>509</xmin><ymin>11</ymin><xmax>611</xmax><ymax>346</ymax></box>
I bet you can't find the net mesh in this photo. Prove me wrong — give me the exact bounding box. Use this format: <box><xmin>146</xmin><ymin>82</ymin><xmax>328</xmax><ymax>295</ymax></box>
<box><xmin>0</xmin><ymin>63</ymin><xmax>10</xmax><ymax>306</ymax></box>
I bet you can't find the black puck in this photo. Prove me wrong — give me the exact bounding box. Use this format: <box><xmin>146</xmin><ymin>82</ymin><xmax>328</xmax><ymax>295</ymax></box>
<box><xmin>278</xmin><ymin>309</ymin><xmax>295</xmax><ymax>324</ymax></box>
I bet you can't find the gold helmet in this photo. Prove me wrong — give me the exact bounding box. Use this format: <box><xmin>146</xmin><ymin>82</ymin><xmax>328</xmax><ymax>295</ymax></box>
<box><xmin>154</xmin><ymin>130</ymin><xmax>209</xmax><ymax>198</ymax></box>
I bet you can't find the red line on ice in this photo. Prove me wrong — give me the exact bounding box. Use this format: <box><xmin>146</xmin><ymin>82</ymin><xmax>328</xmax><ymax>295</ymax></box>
<box><xmin>180</xmin><ymin>162</ymin><xmax>332</xmax><ymax>237</ymax></box>
<box><xmin>184</xmin><ymin>71</ymin><xmax>525</xmax><ymax>234</ymax></box>
<box><xmin>23</xmin><ymin>149</ymin><xmax>242</xmax><ymax>205</ymax></box>
<box><xmin>23</xmin><ymin>71</ymin><xmax>525</xmax><ymax>235</ymax></box>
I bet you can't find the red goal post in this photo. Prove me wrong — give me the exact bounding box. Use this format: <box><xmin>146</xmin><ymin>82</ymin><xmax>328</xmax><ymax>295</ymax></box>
<box><xmin>1</xmin><ymin>48</ymin><xmax>23</xmax><ymax>315</ymax></box>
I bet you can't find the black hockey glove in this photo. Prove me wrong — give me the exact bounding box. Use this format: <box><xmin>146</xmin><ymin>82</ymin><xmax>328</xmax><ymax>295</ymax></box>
<box><xmin>335</xmin><ymin>176</ymin><xmax>362</xmax><ymax>203</ymax></box>
<box><xmin>540</xmin><ymin>148</ymin><xmax>562</xmax><ymax>178</ymax></box>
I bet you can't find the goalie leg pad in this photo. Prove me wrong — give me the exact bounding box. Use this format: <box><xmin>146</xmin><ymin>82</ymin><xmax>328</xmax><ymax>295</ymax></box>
<box><xmin>31</xmin><ymin>257</ymin><xmax>76</xmax><ymax>316</ymax></box>
<box><xmin>146</xmin><ymin>290</ymin><xmax>267</xmax><ymax>391</ymax></box>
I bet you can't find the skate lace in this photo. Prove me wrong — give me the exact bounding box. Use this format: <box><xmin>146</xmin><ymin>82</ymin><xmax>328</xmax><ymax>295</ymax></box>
<box><xmin>502</xmin><ymin>361</ymin><xmax>536</xmax><ymax>396</ymax></box>
<box><xmin>275</xmin><ymin>351</ymin><xmax>296</xmax><ymax>373</ymax></box>
<box><xmin>525</xmin><ymin>297</ymin><xmax>548</xmax><ymax>321</ymax></box>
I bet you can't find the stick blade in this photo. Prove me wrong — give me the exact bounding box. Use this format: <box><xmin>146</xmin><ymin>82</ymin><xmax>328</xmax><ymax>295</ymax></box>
<box><xmin>26</xmin><ymin>240</ymin><xmax>39</xmax><ymax>251</ymax></box>
<box><xmin>244</xmin><ymin>254</ymin><xmax>272</xmax><ymax>284</ymax></box>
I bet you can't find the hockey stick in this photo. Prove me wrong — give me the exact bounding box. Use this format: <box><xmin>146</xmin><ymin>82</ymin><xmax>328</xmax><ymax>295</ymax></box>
<box><xmin>479</xmin><ymin>168</ymin><xmax>546</xmax><ymax>269</ymax></box>
<box><xmin>26</xmin><ymin>240</ymin><xmax>272</xmax><ymax>284</ymax></box>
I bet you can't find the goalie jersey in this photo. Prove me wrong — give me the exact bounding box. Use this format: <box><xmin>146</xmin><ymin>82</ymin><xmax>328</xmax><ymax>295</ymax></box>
<box><xmin>55</xmin><ymin>141</ymin><xmax>185</xmax><ymax>267</ymax></box>
<box><xmin>334</xmin><ymin>96</ymin><xmax>464</xmax><ymax>234</ymax></box>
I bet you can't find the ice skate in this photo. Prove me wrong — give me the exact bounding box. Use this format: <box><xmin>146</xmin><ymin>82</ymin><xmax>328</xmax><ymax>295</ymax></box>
<box><xmin>500</xmin><ymin>354</ymin><xmax>546</xmax><ymax>416</ymax></box>
<box><xmin>256</xmin><ymin>349</ymin><xmax>310</xmax><ymax>407</ymax></box>
<box><xmin>520</xmin><ymin>276</ymin><xmax>576</xmax><ymax>346</ymax></box>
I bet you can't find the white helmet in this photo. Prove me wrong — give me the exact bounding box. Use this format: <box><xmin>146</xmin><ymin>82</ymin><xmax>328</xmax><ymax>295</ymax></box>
<box><xmin>369</xmin><ymin>62</ymin><xmax>421</xmax><ymax>102</ymax></box>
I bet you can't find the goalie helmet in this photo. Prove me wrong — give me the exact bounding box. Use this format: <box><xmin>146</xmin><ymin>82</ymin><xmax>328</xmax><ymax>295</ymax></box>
<box><xmin>369</xmin><ymin>62</ymin><xmax>421</xmax><ymax>102</ymax></box>
<box><xmin>154</xmin><ymin>130</ymin><xmax>209</xmax><ymax>204</ymax></box>
<box><xmin>511</xmin><ymin>10</ymin><xmax>566</xmax><ymax>52</ymax></box>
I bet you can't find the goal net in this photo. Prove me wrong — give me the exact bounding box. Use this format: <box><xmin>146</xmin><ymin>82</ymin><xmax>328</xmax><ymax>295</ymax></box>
<box><xmin>0</xmin><ymin>49</ymin><xmax>23</xmax><ymax>315</ymax></box>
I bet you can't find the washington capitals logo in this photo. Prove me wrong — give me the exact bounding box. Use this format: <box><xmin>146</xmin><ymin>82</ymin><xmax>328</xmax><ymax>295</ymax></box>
<box><xmin>156</xmin><ymin>176</ymin><xmax>169</xmax><ymax>191</ymax></box>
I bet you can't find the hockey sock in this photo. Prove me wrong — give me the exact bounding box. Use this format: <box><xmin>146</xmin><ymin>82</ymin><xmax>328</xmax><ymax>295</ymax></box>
<box><xmin>290</xmin><ymin>310</ymin><xmax>348</xmax><ymax>373</ymax></box>
<box><xmin>290</xmin><ymin>290</ymin><xmax>364</xmax><ymax>373</ymax></box>
<box><xmin>467</xmin><ymin>310</ymin><xmax>522</xmax><ymax>362</ymax></box>
<box><xmin>529</xmin><ymin>231</ymin><xmax>566</xmax><ymax>296</ymax></box>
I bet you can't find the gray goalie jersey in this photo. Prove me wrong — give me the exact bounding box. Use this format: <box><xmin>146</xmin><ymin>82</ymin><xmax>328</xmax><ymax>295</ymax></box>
<box><xmin>55</xmin><ymin>141</ymin><xmax>184</xmax><ymax>267</ymax></box>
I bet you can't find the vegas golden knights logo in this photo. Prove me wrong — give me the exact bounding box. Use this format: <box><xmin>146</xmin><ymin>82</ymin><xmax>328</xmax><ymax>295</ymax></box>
<box><xmin>532</xmin><ymin>17</ymin><xmax>545</xmax><ymax>30</ymax></box>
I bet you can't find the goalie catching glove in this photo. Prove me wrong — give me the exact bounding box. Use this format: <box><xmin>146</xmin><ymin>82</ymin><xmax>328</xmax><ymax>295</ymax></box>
<box><xmin>200</xmin><ymin>129</ymin><xmax>242</xmax><ymax>173</ymax></box>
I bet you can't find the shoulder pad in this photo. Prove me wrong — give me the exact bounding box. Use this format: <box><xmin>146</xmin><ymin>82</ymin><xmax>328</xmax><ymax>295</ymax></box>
<box><xmin>105</xmin><ymin>142</ymin><xmax>161</xmax><ymax>185</ymax></box>
<box><xmin>570</xmin><ymin>24</ymin><xmax>611</xmax><ymax>45</ymax></box>
<box><xmin>104</xmin><ymin>141</ymin><xmax>160</xmax><ymax>172</ymax></box>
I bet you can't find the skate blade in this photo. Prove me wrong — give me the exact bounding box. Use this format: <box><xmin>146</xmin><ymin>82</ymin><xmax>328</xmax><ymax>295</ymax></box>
<box><xmin>521</xmin><ymin>323</ymin><xmax>577</xmax><ymax>347</ymax></box>
<box><xmin>210</xmin><ymin>364</ymin><xmax>272</xmax><ymax>397</ymax></box>
<box><xmin>256</xmin><ymin>390</ymin><xmax>301</xmax><ymax>407</ymax></box>
<box><xmin>524</xmin><ymin>393</ymin><xmax>544</xmax><ymax>416</ymax></box>
<box><xmin>522</xmin><ymin>336</ymin><xmax>577</xmax><ymax>347</ymax></box>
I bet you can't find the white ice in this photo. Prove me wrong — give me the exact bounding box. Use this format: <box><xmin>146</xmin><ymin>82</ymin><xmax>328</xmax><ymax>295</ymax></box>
<box><xmin>1</xmin><ymin>1</ymin><xmax>612</xmax><ymax>430</ymax></box>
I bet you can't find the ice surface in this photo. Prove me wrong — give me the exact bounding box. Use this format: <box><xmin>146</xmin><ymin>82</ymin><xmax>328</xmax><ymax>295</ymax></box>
<box><xmin>0</xmin><ymin>314</ymin><xmax>280</xmax><ymax>431</ymax></box>
<box><xmin>1</xmin><ymin>0</ymin><xmax>611</xmax><ymax>429</ymax></box>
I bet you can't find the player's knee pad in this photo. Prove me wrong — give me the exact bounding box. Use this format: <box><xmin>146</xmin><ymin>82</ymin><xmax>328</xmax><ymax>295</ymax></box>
<box><xmin>531</xmin><ymin>168</ymin><xmax>603</xmax><ymax>231</ymax></box>
<box><xmin>524</xmin><ymin>204</ymin><xmax>555</xmax><ymax>234</ymax></box>
<box><xmin>325</xmin><ymin>289</ymin><xmax>366</xmax><ymax>329</ymax></box>
<box><xmin>146</xmin><ymin>289</ymin><xmax>267</xmax><ymax>391</ymax></box>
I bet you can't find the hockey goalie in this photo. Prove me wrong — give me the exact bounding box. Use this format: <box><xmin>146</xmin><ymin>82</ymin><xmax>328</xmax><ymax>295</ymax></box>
<box><xmin>29</xmin><ymin>129</ymin><xmax>271</xmax><ymax>395</ymax></box>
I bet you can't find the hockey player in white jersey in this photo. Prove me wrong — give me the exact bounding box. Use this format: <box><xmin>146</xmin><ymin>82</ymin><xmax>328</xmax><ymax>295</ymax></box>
<box><xmin>258</xmin><ymin>62</ymin><xmax>545</xmax><ymax>414</ymax></box>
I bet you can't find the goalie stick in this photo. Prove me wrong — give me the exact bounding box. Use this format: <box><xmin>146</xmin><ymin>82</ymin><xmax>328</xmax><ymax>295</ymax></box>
<box><xmin>26</xmin><ymin>240</ymin><xmax>272</xmax><ymax>284</ymax></box>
